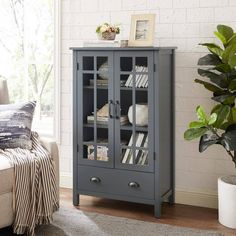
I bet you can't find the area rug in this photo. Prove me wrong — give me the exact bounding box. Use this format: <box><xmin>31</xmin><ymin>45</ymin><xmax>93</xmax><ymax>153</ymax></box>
<box><xmin>34</xmin><ymin>207</ymin><xmax>225</xmax><ymax>236</ymax></box>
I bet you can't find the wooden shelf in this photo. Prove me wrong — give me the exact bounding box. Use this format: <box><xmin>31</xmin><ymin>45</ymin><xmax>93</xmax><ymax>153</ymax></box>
<box><xmin>84</xmin><ymin>123</ymin><xmax>148</xmax><ymax>132</ymax></box>
<box><xmin>83</xmin><ymin>141</ymin><xmax>108</xmax><ymax>146</ymax></box>
<box><xmin>83</xmin><ymin>85</ymin><xmax>148</xmax><ymax>91</ymax></box>
<box><xmin>83</xmin><ymin>85</ymin><xmax>108</xmax><ymax>90</ymax></box>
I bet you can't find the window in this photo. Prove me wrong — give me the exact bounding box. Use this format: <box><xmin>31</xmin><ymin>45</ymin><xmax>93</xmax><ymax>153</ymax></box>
<box><xmin>0</xmin><ymin>0</ymin><xmax>58</xmax><ymax>137</ymax></box>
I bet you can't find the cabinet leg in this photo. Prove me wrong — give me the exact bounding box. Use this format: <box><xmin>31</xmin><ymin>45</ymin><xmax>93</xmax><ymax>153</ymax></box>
<box><xmin>168</xmin><ymin>192</ymin><xmax>175</xmax><ymax>205</ymax></box>
<box><xmin>73</xmin><ymin>193</ymin><xmax>80</xmax><ymax>206</ymax></box>
<box><xmin>154</xmin><ymin>202</ymin><xmax>161</xmax><ymax>218</ymax></box>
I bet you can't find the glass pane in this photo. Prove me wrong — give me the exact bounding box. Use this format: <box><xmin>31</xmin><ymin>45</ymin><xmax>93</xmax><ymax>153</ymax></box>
<box><xmin>119</xmin><ymin>56</ymin><xmax>149</xmax><ymax>167</ymax></box>
<box><xmin>83</xmin><ymin>74</ymin><xmax>94</xmax><ymax>125</ymax></box>
<box><xmin>83</xmin><ymin>56</ymin><xmax>94</xmax><ymax>70</ymax></box>
<box><xmin>0</xmin><ymin>1</ymin><xmax>54</xmax><ymax>136</ymax></box>
<box><xmin>87</xmin><ymin>144</ymin><xmax>109</xmax><ymax>162</ymax></box>
<box><xmin>120</xmin><ymin>57</ymin><xmax>133</xmax><ymax>71</ymax></box>
<box><xmin>121</xmin><ymin>147</ymin><xmax>133</xmax><ymax>164</ymax></box>
<box><xmin>134</xmin><ymin>91</ymin><xmax>148</xmax><ymax>127</ymax></box>
<box><xmin>136</xmin><ymin>150</ymin><xmax>148</xmax><ymax>165</ymax></box>
<box><xmin>120</xmin><ymin>133</ymin><xmax>148</xmax><ymax>166</ymax></box>
<box><xmin>135</xmin><ymin>57</ymin><xmax>148</xmax><ymax>70</ymax></box>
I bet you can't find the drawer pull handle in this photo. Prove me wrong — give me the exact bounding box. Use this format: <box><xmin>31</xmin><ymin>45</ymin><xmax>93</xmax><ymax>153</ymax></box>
<box><xmin>128</xmin><ymin>181</ymin><xmax>140</xmax><ymax>188</ymax></box>
<box><xmin>90</xmin><ymin>177</ymin><xmax>101</xmax><ymax>183</ymax></box>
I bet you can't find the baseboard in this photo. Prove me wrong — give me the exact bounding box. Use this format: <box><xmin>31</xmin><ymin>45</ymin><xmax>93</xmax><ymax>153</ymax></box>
<box><xmin>175</xmin><ymin>189</ymin><xmax>218</xmax><ymax>209</ymax></box>
<box><xmin>60</xmin><ymin>173</ymin><xmax>73</xmax><ymax>188</ymax></box>
<box><xmin>60</xmin><ymin>175</ymin><xmax>218</xmax><ymax>209</ymax></box>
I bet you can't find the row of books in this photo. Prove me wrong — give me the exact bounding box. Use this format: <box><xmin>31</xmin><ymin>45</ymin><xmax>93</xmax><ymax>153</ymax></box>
<box><xmin>87</xmin><ymin>115</ymin><xmax>129</xmax><ymax>125</ymax></box>
<box><xmin>121</xmin><ymin>133</ymin><xmax>148</xmax><ymax>165</ymax></box>
<box><xmin>125</xmin><ymin>66</ymin><xmax>148</xmax><ymax>88</ymax></box>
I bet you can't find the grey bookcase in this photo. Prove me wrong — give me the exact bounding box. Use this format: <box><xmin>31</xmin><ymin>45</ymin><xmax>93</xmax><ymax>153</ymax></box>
<box><xmin>71</xmin><ymin>47</ymin><xmax>176</xmax><ymax>217</ymax></box>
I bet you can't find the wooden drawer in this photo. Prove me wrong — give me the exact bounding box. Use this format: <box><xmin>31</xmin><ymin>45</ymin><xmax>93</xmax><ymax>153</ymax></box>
<box><xmin>78</xmin><ymin>166</ymin><xmax>154</xmax><ymax>200</ymax></box>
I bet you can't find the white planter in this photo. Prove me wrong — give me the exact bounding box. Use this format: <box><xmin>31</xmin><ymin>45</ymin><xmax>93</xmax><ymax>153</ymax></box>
<box><xmin>218</xmin><ymin>175</ymin><xmax>236</xmax><ymax>229</ymax></box>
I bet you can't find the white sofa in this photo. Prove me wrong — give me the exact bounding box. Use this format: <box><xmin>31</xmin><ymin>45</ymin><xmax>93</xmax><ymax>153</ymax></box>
<box><xmin>0</xmin><ymin>79</ymin><xmax>59</xmax><ymax>229</ymax></box>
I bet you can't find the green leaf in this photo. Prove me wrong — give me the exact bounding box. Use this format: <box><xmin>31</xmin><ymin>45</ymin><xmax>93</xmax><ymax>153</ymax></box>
<box><xmin>229</xmin><ymin>107</ymin><xmax>236</xmax><ymax>123</ymax></box>
<box><xmin>189</xmin><ymin>121</ymin><xmax>206</xmax><ymax>128</ymax></box>
<box><xmin>217</xmin><ymin>25</ymin><xmax>234</xmax><ymax>42</ymax></box>
<box><xmin>212</xmin><ymin>94</ymin><xmax>235</xmax><ymax>105</ymax></box>
<box><xmin>196</xmin><ymin>105</ymin><xmax>207</xmax><ymax>122</ymax></box>
<box><xmin>229</xmin><ymin>55</ymin><xmax>236</xmax><ymax>68</ymax></box>
<box><xmin>198</xmin><ymin>54</ymin><xmax>222</xmax><ymax>66</ymax></box>
<box><xmin>208</xmin><ymin>113</ymin><xmax>217</xmax><ymax>125</ymax></box>
<box><xmin>222</xmin><ymin>44</ymin><xmax>236</xmax><ymax>64</ymax></box>
<box><xmin>221</xmin><ymin>125</ymin><xmax>236</xmax><ymax>151</ymax></box>
<box><xmin>228</xmin><ymin>79</ymin><xmax>236</xmax><ymax>91</ymax></box>
<box><xmin>213</xmin><ymin>64</ymin><xmax>232</xmax><ymax>73</ymax></box>
<box><xmin>199</xmin><ymin>134</ymin><xmax>220</xmax><ymax>152</ymax></box>
<box><xmin>198</xmin><ymin>69</ymin><xmax>228</xmax><ymax>88</ymax></box>
<box><xmin>199</xmin><ymin>43</ymin><xmax>224</xmax><ymax>57</ymax></box>
<box><xmin>211</xmin><ymin>104</ymin><xmax>221</xmax><ymax>114</ymax></box>
<box><xmin>212</xmin><ymin>105</ymin><xmax>230</xmax><ymax>128</ymax></box>
<box><xmin>227</xmin><ymin>33</ymin><xmax>236</xmax><ymax>46</ymax></box>
<box><xmin>214</xmin><ymin>31</ymin><xmax>227</xmax><ymax>45</ymax></box>
<box><xmin>184</xmin><ymin>128</ymin><xmax>208</xmax><ymax>141</ymax></box>
<box><xmin>194</xmin><ymin>79</ymin><xmax>224</xmax><ymax>93</ymax></box>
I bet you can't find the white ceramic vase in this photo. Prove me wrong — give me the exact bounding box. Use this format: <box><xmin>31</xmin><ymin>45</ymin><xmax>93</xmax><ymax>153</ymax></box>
<box><xmin>218</xmin><ymin>175</ymin><xmax>236</xmax><ymax>229</ymax></box>
<box><xmin>128</xmin><ymin>104</ymin><xmax>148</xmax><ymax>126</ymax></box>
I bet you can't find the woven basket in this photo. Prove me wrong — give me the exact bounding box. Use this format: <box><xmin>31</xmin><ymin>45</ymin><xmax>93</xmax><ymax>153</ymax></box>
<box><xmin>98</xmin><ymin>32</ymin><xmax>116</xmax><ymax>40</ymax></box>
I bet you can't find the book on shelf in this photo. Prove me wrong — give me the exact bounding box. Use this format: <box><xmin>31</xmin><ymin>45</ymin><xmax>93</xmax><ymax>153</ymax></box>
<box><xmin>124</xmin><ymin>66</ymin><xmax>148</xmax><ymax>88</ymax></box>
<box><xmin>122</xmin><ymin>134</ymin><xmax>137</xmax><ymax>164</ymax></box>
<box><xmin>135</xmin><ymin>133</ymin><xmax>147</xmax><ymax>164</ymax></box>
<box><xmin>87</xmin><ymin>139</ymin><xmax>108</xmax><ymax>161</ymax></box>
<box><xmin>121</xmin><ymin>133</ymin><xmax>148</xmax><ymax>165</ymax></box>
<box><xmin>132</xmin><ymin>133</ymin><xmax>145</xmax><ymax>164</ymax></box>
<box><xmin>83</xmin><ymin>40</ymin><xmax>121</xmax><ymax>47</ymax></box>
<box><xmin>137</xmin><ymin>136</ymin><xmax>148</xmax><ymax>165</ymax></box>
<box><xmin>87</xmin><ymin>115</ymin><xmax>129</xmax><ymax>125</ymax></box>
<box><xmin>86</xmin><ymin>138</ymin><xmax>127</xmax><ymax>162</ymax></box>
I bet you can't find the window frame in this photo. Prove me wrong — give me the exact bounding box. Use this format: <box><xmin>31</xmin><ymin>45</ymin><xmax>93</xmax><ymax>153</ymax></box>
<box><xmin>53</xmin><ymin>0</ymin><xmax>61</xmax><ymax>142</ymax></box>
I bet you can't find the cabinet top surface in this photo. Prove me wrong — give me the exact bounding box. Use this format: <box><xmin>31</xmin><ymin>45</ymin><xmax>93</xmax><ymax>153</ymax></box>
<box><xmin>70</xmin><ymin>47</ymin><xmax>177</xmax><ymax>51</ymax></box>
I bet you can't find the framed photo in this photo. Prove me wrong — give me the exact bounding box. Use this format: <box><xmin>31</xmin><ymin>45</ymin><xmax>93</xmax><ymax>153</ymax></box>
<box><xmin>128</xmin><ymin>14</ymin><xmax>155</xmax><ymax>47</ymax></box>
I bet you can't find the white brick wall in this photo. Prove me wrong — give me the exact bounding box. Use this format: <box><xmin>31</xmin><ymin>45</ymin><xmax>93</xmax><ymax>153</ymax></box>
<box><xmin>60</xmin><ymin>0</ymin><xmax>236</xmax><ymax>204</ymax></box>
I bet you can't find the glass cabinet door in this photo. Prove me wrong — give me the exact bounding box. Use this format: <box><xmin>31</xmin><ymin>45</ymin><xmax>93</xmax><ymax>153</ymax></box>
<box><xmin>114</xmin><ymin>52</ymin><xmax>154</xmax><ymax>172</ymax></box>
<box><xmin>77</xmin><ymin>52</ymin><xmax>114</xmax><ymax>167</ymax></box>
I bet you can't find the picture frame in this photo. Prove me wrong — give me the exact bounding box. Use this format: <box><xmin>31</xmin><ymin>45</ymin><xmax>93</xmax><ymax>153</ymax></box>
<box><xmin>128</xmin><ymin>14</ymin><xmax>155</xmax><ymax>47</ymax></box>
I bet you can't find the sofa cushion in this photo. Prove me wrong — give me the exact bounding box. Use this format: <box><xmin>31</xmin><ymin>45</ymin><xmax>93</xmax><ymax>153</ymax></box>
<box><xmin>0</xmin><ymin>101</ymin><xmax>36</xmax><ymax>149</ymax></box>
<box><xmin>0</xmin><ymin>192</ymin><xmax>14</xmax><ymax>228</ymax></box>
<box><xmin>0</xmin><ymin>154</ymin><xmax>14</xmax><ymax>194</ymax></box>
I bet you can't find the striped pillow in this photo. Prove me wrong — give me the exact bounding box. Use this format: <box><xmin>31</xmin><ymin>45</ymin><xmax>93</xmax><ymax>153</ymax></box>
<box><xmin>0</xmin><ymin>101</ymin><xmax>36</xmax><ymax>149</ymax></box>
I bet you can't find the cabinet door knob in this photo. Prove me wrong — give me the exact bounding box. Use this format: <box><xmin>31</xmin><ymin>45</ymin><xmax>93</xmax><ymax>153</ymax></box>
<box><xmin>90</xmin><ymin>177</ymin><xmax>101</xmax><ymax>183</ymax></box>
<box><xmin>128</xmin><ymin>181</ymin><xmax>140</xmax><ymax>188</ymax></box>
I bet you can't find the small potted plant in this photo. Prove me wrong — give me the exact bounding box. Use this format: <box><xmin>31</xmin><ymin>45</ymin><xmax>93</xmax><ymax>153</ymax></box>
<box><xmin>96</xmin><ymin>23</ymin><xmax>120</xmax><ymax>40</ymax></box>
<box><xmin>184</xmin><ymin>25</ymin><xmax>236</xmax><ymax>229</ymax></box>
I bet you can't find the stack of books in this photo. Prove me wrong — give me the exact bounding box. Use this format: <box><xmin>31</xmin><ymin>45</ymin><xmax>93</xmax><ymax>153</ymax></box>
<box><xmin>87</xmin><ymin>114</ymin><xmax>129</xmax><ymax>125</ymax></box>
<box><xmin>87</xmin><ymin>139</ymin><xmax>108</xmax><ymax>161</ymax></box>
<box><xmin>121</xmin><ymin>133</ymin><xmax>148</xmax><ymax>165</ymax></box>
<box><xmin>124</xmin><ymin>66</ymin><xmax>148</xmax><ymax>88</ymax></box>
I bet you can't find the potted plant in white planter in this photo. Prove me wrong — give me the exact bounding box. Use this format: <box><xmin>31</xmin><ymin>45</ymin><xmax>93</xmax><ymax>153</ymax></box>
<box><xmin>184</xmin><ymin>24</ymin><xmax>236</xmax><ymax>229</ymax></box>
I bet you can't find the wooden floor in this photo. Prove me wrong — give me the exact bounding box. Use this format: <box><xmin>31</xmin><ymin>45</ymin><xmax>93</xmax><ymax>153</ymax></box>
<box><xmin>61</xmin><ymin>188</ymin><xmax>236</xmax><ymax>236</ymax></box>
